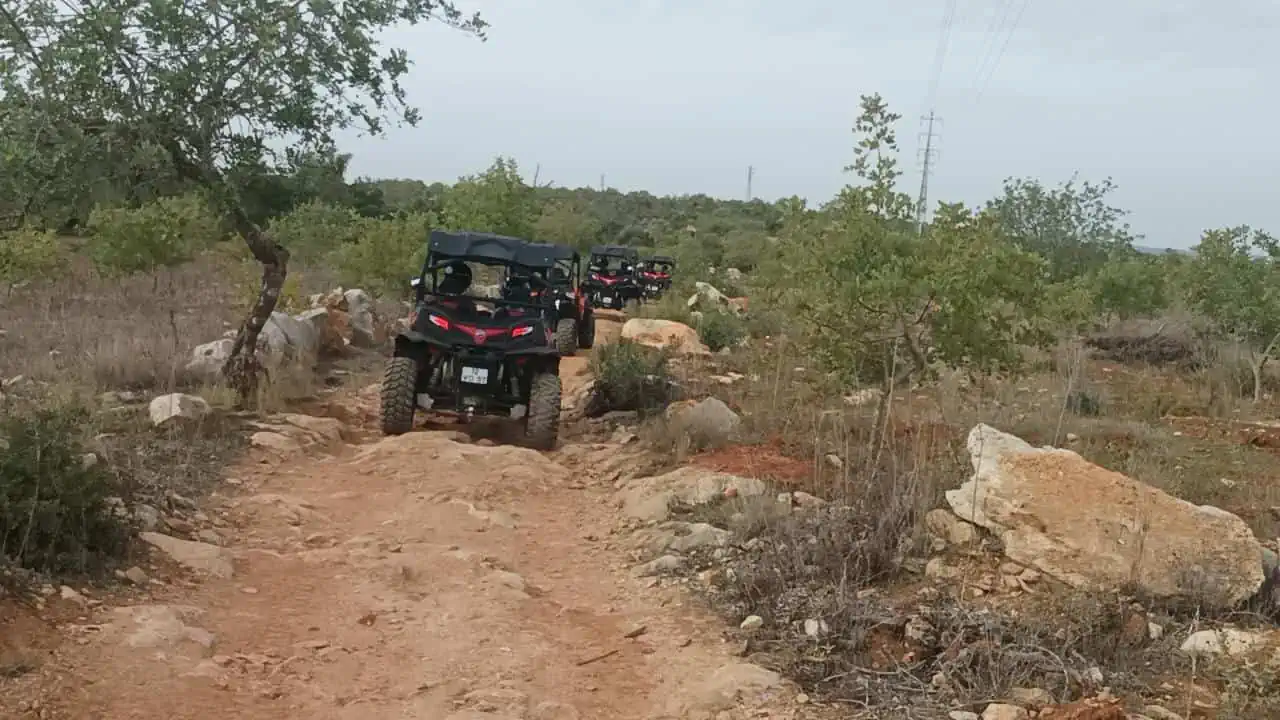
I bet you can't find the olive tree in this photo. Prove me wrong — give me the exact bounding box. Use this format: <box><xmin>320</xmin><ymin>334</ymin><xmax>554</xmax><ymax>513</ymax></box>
<box><xmin>1185</xmin><ymin>226</ymin><xmax>1280</xmax><ymax>403</ymax></box>
<box><xmin>0</xmin><ymin>0</ymin><xmax>485</xmax><ymax>397</ymax></box>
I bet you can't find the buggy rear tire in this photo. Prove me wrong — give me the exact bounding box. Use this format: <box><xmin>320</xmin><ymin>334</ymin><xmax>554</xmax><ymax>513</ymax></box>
<box><xmin>579</xmin><ymin>313</ymin><xmax>596</xmax><ymax>349</ymax></box>
<box><xmin>555</xmin><ymin>318</ymin><xmax>579</xmax><ymax>356</ymax></box>
<box><xmin>380</xmin><ymin>356</ymin><xmax>417</xmax><ymax>436</ymax></box>
<box><xmin>524</xmin><ymin>372</ymin><xmax>561</xmax><ymax>450</ymax></box>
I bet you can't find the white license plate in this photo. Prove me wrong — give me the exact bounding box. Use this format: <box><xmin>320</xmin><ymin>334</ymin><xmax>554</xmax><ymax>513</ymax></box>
<box><xmin>460</xmin><ymin>366</ymin><xmax>488</xmax><ymax>384</ymax></box>
<box><xmin>601</xmin><ymin>297</ymin><xmax>613</xmax><ymax>306</ymax></box>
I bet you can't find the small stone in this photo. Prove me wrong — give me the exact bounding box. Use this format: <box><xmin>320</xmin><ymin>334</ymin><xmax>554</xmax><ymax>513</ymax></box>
<box><xmin>124</xmin><ymin>566</ymin><xmax>149</xmax><ymax>585</ymax></box>
<box><xmin>795</xmin><ymin>693</ymin><xmax>810</xmax><ymax>704</ymax></box>
<box><xmin>803</xmin><ymin>619</ymin><xmax>827</xmax><ymax>637</ymax></box>
<box><xmin>949</xmin><ymin>713</ymin><xmax>980</xmax><ymax>720</ymax></box>
<box><xmin>981</xmin><ymin>704</ymin><xmax>1028</xmax><ymax>720</ymax></box>
<box><xmin>739</xmin><ymin>615</ymin><xmax>764</xmax><ymax>630</ymax></box>
<box><xmin>1007</xmin><ymin>687</ymin><xmax>1053</xmax><ymax>707</ymax></box>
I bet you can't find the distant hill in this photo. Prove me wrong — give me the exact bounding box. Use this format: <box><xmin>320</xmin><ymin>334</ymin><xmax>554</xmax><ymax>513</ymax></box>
<box><xmin>1134</xmin><ymin>244</ymin><xmax>1195</xmax><ymax>256</ymax></box>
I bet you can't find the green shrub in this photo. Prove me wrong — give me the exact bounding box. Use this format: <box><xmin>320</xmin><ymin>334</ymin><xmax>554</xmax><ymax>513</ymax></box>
<box><xmin>0</xmin><ymin>399</ymin><xmax>129</xmax><ymax>576</ymax></box>
<box><xmin>0</xmin><ymin>227</ymin><xmax>67</xmax><ymax>289</ymax></box>
<box><xmin>329</xmin><ymin>212</ymin><xmax>433</xmax><ymax>297</ymax></box>
<box><xmin>638</xmin><ymin>292</ymin><xmax>692</xmax><ymax>324</ymax></box>
<box><xmin>85</xmin><ymin>192</ymin><xmax>224</xmax><ymax>276</ymax></box>
<box><xmin>589</xmin><ymin>339</ymin><xmax>675</xmax><ymax>413</ymax></box>
<box><xmin>697</xmin><ymin>311</ymin><xmax>746</xmax><ymax>352</ymax></box>
<box><xmin>268</xmin><ymin>200</ymin><xmax>364</xmax><ymax>264</ymax></box>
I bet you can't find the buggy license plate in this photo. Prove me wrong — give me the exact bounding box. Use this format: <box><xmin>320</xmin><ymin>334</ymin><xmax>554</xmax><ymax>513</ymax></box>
<box><xmin>460</xmin><ymin>366</ymin><xmax>489</xmax><ymax>385</ymax></box>
<box><xmin>601</xmin><ymin>296</ymin><xmax>613</xmax><ymax>306</ymax></box>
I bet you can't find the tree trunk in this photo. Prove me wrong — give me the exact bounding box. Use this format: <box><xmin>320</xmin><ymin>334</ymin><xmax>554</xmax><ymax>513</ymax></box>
<box><xmin>157</xmin><ymin>139</ymin><xmax>289</xmax><ymax>403</ymax></box>
<box><xmin>222</xmin><ymin>221</ymin><xmax>288</xmax><ymax>402</ymax></box>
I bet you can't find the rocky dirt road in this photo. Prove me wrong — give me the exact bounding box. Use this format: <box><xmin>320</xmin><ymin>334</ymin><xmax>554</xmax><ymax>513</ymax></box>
<box><xmin>6</xmin><ymin>312</ymin><xmax>800</xmax><ymax>720</ymax></box>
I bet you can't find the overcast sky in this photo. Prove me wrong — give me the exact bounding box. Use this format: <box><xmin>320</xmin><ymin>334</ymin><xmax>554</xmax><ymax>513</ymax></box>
<box><xmin>336</xmin><ymin>0</ymin><xmax>1278</xmax><ymax>249</ymax></box>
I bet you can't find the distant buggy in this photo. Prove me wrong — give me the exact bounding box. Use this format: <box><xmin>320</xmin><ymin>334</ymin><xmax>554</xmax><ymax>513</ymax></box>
<box><xmin>584</xmin><ymin>244</ymin><xmax>642</xmax><ymax>311</ymax></box>
<box><xmin>639</xmin><ymin>255</ymin><xmax>675</xmax><ymax>300</ymax></box>
<box><xmin>501</xmin><ymin>242</ymin><xmax>596</xmax><ymax>356</ymax></box>
<box><xmin>381</xmin><ymin>230</ymin><xmax>563</xmax><ymax>449</ymax></box>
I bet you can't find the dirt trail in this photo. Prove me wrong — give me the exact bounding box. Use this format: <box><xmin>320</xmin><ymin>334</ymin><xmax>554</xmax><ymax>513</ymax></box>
<box><xmin>8</xmin><ymin>311</ymin><xmax>798</xmax><ymax>719</ymax></box>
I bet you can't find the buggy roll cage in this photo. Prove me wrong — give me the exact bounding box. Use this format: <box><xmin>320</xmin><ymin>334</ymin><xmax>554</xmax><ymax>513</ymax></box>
<box><xmin>413</xmin><ymin>230</ymin><xmax>559</xmax><ymax>312</ymax></box>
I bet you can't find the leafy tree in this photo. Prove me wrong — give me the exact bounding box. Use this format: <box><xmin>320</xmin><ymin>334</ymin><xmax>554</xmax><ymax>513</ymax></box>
<box><xmin>1089</xmin><ymin>254</ymin><xmax>1169</xmax><ymax>322</ymax></box>
<box><xmin>534</xmin><ymin>198</ymin><xmax>601</xmax><ymax>251</ymax></box>
<box><xmin>441</xmin><ymin>157</ymin><xmax>536</xmax><ymax>237</ymax></box>
<box><xmin>1184</xmin><ymin>226</ymin><xmax>1280</xmax><ymax>402</ymax></box>
<box><xmin>0</xmin><ymin>0</ymin><xmax>485</xmax><ymax>397</ymax></box>
<box><xmin>984</xmin><ymin>176</ymin><xmax>1136</xmax><ymax>283</ymax></box>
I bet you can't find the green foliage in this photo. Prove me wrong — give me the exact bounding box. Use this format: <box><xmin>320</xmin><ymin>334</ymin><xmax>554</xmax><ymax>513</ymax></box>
<box><xmin>589</xmin><ymin>339</ymin><xmax>674</xmax><ymax>414</ymax></box>
<box><xmin>85</xmin><ymin>193</ymin><xmax>223</xmax><ymax>276</ymax></box>
<box><xmin>534</xmin><ymin>198</ymin><xmax>601</xmax><ymax>250</ymax></box>
<box><xmin>442</xmin><ymin>157</ymin><xmax>536</xmax><ymax>237</ymax></box>
<box><xmin>0</xmin><ymin>399</ymin><xmax>129</xmax><ymax>575</ymax></box>
<box><xmin>766</xmin><ymin>96</ymin><xmax>1048</xmax><ymax>387</ymax></box>
<box><xmin>0</xmin><ymin>226</ymin><xmax>67</xmax><ymax>287</ymax></box>
<box><xmin>983</xmin><ymin>176</ymin><xmax>1136</xmax><ymax>283</ymax></box>
<box><xmin>696</xmin><ymin>311</ymin><xmax>746</xmax><ymax>352</ymax></box>
<box><xmin>268</xmin><ymin>201</ymin><xmax>365</xmax><ymax>264</ymax></box>
<box><xmin>1185</xmin><ymin>226</ymin><xmax>1280</xmax><ymax>400</ymax></box>
<box><xmin>330</xmin><ymin>213</ymin><xmax>435</xmax><ymax>297</ymax></box>
<box><xmin>1089</xmin><ymin>254</ymin><xmax>1169</xmax><ymax>321</ymax></box>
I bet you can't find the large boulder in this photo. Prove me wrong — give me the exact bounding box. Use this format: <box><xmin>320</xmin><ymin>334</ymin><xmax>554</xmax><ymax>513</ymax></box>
<box><xmin>259</xmin><ymin>311</ymin><xmax>320</xmax><ymax>364</ymax></box>
<box><xmin>148</xmin><ymin>393</ymin><xmax>211</xmax><ymax>428</ymax></box>
<box><xmin>666</xmin><ymin>397</ymin><xmax>741</xmax><ymax>449</ymax></box>
<box><xmin>620</xmin><ymin>318</ymin><xmax>709</xmax><ymax>356</ymax></box>
<box><xmin>184</xmin><ymin>339</ymin><xmax>233</xmax><ymax>382</ymax></box>
<box><xmin>343</xmin><ymin>288</ymin><xmax>381</xmax><ymax>348</ymax></box>
<box><xmin>947</xmin><ymin>424</ymin><xmax>1264</xmax><ymax>608</ymax></box>
<box><xmin>686</xmin><ymin>281</ymin><xmax>733</xmax><ymax>313</ymax></box>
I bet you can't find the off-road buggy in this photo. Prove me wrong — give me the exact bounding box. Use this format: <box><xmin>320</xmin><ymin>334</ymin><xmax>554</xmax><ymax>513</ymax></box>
<box><xmin>502</xmin><ymin>243</ymin><xmax>596</xmax><ymax>356</ymax></box>
<box><xmin>584</xmin><ymin>244</ymin><xmax>641</xmax><ymax>311</ymax></box>
<box><xmin>380</xmin><ymin>230</ymin><xmax>562</xmax><ymax>449</ymax></box>
<box><xmin>638</xmin><ymin>255</ymin><xmax>675</xmax><ymax>300</ymax></box>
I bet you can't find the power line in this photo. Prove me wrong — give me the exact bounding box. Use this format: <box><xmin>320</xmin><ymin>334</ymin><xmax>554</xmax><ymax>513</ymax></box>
<box><xmin>969</xmin><ymin>0</ymin><xmax>1017</xmax><ymax>93</ymax></box>
<box><xmin>925</xmin><ymin>0</ymin><xmax>959</xmax><ymax>109</ymax></box>
<box><xmin>974</xmin><ymin>0</ymin><xmax>1032</xmax><ymax>102</ymax></box>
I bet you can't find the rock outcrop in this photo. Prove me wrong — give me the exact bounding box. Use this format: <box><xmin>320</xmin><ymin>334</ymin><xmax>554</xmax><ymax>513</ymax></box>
<box><xmin>946</xmin><ymin>424</ymin><xmax>1264</xmax><ymax>608</ymax></box>
<box><xmin>620</xmin><ymin>318</ymin><xmax>708</xmax><ymax>355</ymax></box>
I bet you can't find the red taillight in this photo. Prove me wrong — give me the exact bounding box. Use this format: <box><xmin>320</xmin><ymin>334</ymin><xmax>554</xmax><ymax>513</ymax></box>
<box><xmin>429</xmin><ymin>314</ymin><xmax>450</xmax><ymax>330</ymax></box>
<box><xmin>513</xmin><ymin>325</ymin><xmax>534</xmax><ymax>337</ymax></box>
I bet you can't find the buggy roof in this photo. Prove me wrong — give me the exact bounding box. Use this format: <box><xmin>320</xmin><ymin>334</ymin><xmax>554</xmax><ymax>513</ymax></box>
<box><xmin>428</xmin><ymin>229</ymin><xmax>558</xmax><ymax>267</ymax></box>
<box><xmin>589</xmin><ymin>244</ymin><xmax>639</xmax><ymax>260</ymax></box>
<box><xmin>646</xmin><ymin>255</ymin><xmax>675</xmax><ymax>264</ymax></box>
<box><xmin>524</xmin><ymin>242</ymin><xmax>579</xmax><ymax>266</ymax></box>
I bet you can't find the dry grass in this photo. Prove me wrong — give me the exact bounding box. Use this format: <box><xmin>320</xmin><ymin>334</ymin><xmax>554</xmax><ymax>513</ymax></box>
<box><xmin>0</xmin><ymin>255</ymin><xmax>242</xmax><ymax>391</ymax></box>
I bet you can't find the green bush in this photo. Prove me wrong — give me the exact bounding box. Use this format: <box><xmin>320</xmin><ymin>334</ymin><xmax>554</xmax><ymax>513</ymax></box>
<box><xmin>0</xmin><ymin>399</ymin><xmax>129</xmax><ymax>576</ymax></box>
<box><xmin>85</xmin><ymin>192</ymin><xmax>224</xmax><ymax>276</ymax></box>
<box><xmin>268</xmin><ymin>200</ymin><xmax>364</xmax><ymax>264</ymax></box>
<box><xmin>0</xmin><ymin>227</ymin><xmax>67</xmax><ymax>289</ymax></box>
<box><xmin>329</xmin><ymin>212</ymin><xmax>434</xmax><ymax>297</ymax></box>
<box><xmin>696</xmin><ymin>311</ymin><xmax>746</xmax><ymax>352</ymax></box>
<box><xmin>589</xmin><ymin>339</ymin><xmax>675</xmax><ymax>413</ymax></box>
